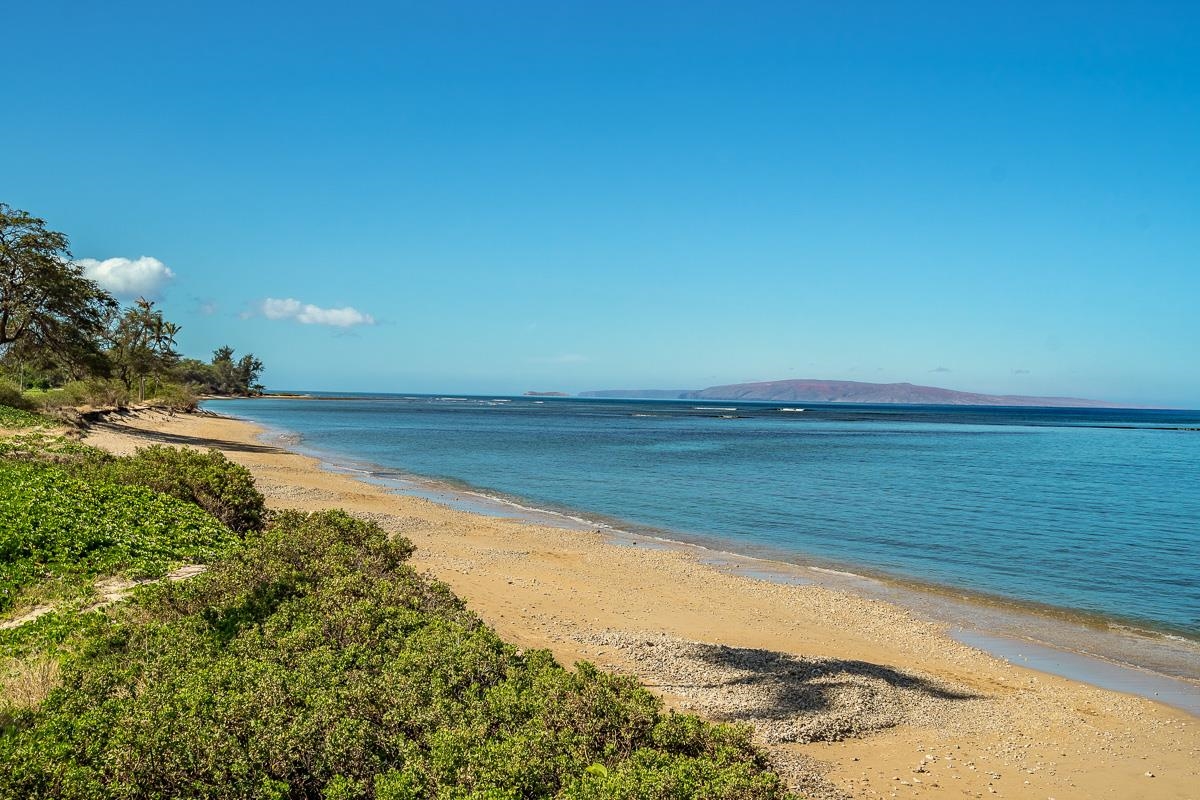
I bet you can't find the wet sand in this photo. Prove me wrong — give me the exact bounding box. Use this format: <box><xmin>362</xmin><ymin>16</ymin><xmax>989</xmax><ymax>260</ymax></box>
<box><xmin>84</xmin><ymin>409</ymin><xmax>1200</xmax><ymax>800</ymax></box>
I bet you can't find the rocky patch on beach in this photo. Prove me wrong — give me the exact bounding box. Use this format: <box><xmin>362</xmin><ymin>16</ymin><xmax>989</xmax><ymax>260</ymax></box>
<box><xmin>572</xmin><ymin>631</ymin><xmax>994</xmax><ymax>798</ymax></box>
<box><xmin>577</xmin><ymin>631</ymin><xmax>983</xmax><ymax>746</ymax></box>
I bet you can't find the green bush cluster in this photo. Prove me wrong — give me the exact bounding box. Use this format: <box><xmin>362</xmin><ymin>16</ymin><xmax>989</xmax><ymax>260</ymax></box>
<box><xmin>23</xmin><ymin>381</ymin><xmax>130</xmax><ymax>411</ymax></box>
<box><xmin>97</xmin><ymin>446</ymin><xmax>266</xmax><ymax>534</ymax></box>
<box><xmin>0</xmin><ymin>389</ymin><xmax>35</xmax><ymax>413</ymax></box>
<box><xmin>20</xmin><ymin>380</ymin><xmax>202</xmax><ymax>413</ymax></box>
<box><xmin>0</xmin><ymin>510</ymin><xmax>795</xmax><ymax>800</ymax></box>
<box><xmin>0</xmin><ymin>460</ymin><xmax>240</xmax><ymax>614</ymax></box>
<box><xmin>0</xmin><ymin>437</ymin><xmax>266</xmax><ymax>535</ymax></box>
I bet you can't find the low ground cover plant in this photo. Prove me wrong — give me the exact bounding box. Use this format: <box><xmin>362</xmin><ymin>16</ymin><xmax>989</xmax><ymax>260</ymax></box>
<box><xmin>0</xmin><ymin>403</ymin><xmax>51</xmax><ymax>429</ymax></box>
<box><xmin>0</xmin><ymin>510</ymin><xmax>795</xmax><ymax>799</ymax></box>
<box><xmin>0</xmin><ymin>433</ymin><xmax>110</xmax><ymax>466</ymax></box>
<box><xmin>0</xmin><ymin>460</ymin><xmax>240</xmax><ymax>615</ymax></box>
<box><xmin>0</xmin><ymin>436</ymin><xmax>265</xmax><ymax>534</ymax></box>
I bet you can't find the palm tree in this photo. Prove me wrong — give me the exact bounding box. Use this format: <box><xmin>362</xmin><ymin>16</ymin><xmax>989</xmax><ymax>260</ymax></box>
<box><xmin>107</xmin><ymin>298</ymin><xmax>181</xmax><ymax>402</ymax></box>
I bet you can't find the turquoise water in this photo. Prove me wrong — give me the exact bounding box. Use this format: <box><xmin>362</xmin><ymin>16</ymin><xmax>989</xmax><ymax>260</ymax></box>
<box><xmin>207</xmin><ymin>395</ymin><xmax>1200</xmax><ymax>643</ymax></box>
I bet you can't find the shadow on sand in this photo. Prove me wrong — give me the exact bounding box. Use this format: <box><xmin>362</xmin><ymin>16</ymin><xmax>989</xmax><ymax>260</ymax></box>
<box><xmin>90</xmin><ymin>417</ymin><xmax>286</xmax><ymax>455</ymax></box>
<box><xmin>643</xmin><ymin>642</ymin><xmax>979</xmax><ymax>734</ymax></box>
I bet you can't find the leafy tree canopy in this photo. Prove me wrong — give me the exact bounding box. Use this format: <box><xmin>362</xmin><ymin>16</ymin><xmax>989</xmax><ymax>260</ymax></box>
<box><xmin>105</xmin><ymin>298</ymin><xmax>181</xmax><ymax>397</ymax></box>
<box><xmin>210</xmin><ymin>346</ymin><xmax>264</xmax><ymax>395</ymax></box>
<box><xmin>0</xmin><ymin>204</ymin><xmax>115</xmax><ymax>357</ymax></box>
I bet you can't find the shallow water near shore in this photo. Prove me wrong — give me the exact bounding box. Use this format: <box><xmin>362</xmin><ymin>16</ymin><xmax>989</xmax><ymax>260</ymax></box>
<box><xmin>204</xmin><ymin>394</ymin><xmax>1200</xmax><ymax>708</ymax></box>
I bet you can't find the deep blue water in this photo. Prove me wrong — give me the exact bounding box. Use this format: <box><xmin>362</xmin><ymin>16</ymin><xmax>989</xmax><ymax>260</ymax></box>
<box><xmin>207</xmin><ymin>395</ymin><xmax>1200</xmax><ymax>640</ymax></box>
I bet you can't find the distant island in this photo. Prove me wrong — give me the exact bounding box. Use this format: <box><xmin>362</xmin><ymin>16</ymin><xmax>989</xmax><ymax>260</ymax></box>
<box><xmin>580</xmin><ymin>379</ymin><xmax>1122</xmax><ymax>408</ymax></box>
<box><xmin>523</xmin><ymin>391</ymin><xmax>570</xmax><ymax>397</ymax></box>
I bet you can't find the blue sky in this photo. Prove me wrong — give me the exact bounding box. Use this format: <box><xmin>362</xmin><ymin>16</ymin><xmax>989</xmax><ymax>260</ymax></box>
<box><xmin>4</xmin><ymin>2</ymin><xmax>1197</xmax><ymax>406</ymax></box>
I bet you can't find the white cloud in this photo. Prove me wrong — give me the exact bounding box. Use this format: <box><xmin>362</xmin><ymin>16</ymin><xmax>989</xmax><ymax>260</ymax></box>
<box><xmin>78</xmin><ymin>256</ymin><xmax>175</xmax><ymax>298</ymax></box>
<box><xmin>260</xmin><ymin>297</ymin><xmax>375</xmax><ymax>327</ymax></box>
<box><xmin>261</xmin><ymin>298</ymin><xmax>302</xmax><ymax>320</ymax></box>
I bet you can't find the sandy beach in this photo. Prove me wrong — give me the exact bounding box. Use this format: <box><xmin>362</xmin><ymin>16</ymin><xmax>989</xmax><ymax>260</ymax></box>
<box><xmin>83</xmin><ymin>409</ymin><xmax>1199</xmax><ymax>800</ymax></box>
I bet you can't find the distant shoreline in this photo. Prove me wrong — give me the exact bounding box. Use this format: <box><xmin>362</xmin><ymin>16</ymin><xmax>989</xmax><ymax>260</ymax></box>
<box><xmin>580</xmin><ymin>378</ymin><xmax>1137</xmax><ymax>408</ymax></box>
<box><xmin>251</xmin><ymin>389</ymin><xmax>1183</xmax><ymax>411</ymax></box>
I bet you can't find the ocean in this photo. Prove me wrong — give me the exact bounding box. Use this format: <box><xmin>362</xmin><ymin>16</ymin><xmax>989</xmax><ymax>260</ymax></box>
<box><xmin>206</xmin><ymin>395</ymin><xmax>1200</xmax><ymax>664</ymax></box>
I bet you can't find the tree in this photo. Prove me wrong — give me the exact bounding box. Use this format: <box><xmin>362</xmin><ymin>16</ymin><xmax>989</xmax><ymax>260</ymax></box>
<box><xmin>105</xmin><ymin>298</ymin><xmax>181</xmax><ymax>401</ymax></box>
<box><xmin>173</xmin><ymin>357</ymin><xmax>219</xmax><ymax>392</ymax></box>
<box><xmin>235</xmin><ymin>352</ymin><xmax>265</xmax><ymax>395</ymax></box>
<box><xmin>0</xmin><ymin>204</ymin><xmax>115</xmax><ymax>358</ymax></box>
<box><xmin>211</xmin><ymin>345</ymin><xmax>238</xmax><ymax>393</ymax></box>
<box><xmin>211</xmin><ymin>346</ymin><xmax>264</xmax><ymax>395</ymax></box>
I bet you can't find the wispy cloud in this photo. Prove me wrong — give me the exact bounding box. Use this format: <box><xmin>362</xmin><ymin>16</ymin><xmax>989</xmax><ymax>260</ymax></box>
<box><xmin>78</xmin><ymin>256</ymin><xmax>175</xmax><ymax>299</ymax></box>
<box><xmin>258</xmin><ymin>297</ymin><xmax>375</xmax><ymax>327</ymax></box>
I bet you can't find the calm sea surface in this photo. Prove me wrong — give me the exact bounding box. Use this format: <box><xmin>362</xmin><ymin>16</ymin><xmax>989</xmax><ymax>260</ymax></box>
<box><xmin>207</xmin><ymin>395</ymin><xmax>1200</xmax><ymax>642</ymax></box>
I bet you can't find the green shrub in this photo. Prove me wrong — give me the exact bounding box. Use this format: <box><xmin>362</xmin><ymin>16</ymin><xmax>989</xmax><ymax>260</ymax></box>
<box><xmin>143</xmin><ymin>381</ymin><xmax>199</xmax><ymax>411</ymax></box>
<box><xmin>100</xmin><ymin>446</ymin><xmax>266</xmax><ymax>534</ymax></box>
<box><xmin>0</xmin><ymin>385</ymin><xmax>35</xmax><ymax>412</ymax></box>
<box><xmin>0</xmin><ymin>460</ymin><xmax>239</xmax><ymax>614</ymax></box>
<box><xmin>561</xmin><ymin>747</ymin><xmax>791</xmax><ymax>800</ymax></box>
<box><xmin>0</xmin><ymin>438</ymin><xmax>266</xmax><ymax>534</ymax></box>
<box><xmin>0</xmin><ymin>511</ymin><xmax>794</xmax><ymax>799</ymax></box>
<box><xmin>27</xmin><ymin>379</ymin><xmax>198</xmax><ymax>412</ymax></box>
<box><xmin>31</xmin><ymin>380</ymin><xmax>129</xmax><ymax>411</ymax></box>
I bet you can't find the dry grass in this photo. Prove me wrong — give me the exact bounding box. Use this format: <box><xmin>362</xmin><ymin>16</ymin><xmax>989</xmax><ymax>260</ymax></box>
<box><xmin>0</xmin><ymin>655</ymin><xmax>60</xmax><ymax>715</ymax></box>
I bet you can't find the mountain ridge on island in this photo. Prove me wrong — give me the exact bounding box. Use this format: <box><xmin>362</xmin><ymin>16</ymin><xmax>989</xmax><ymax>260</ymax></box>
<box><xmin>580</xmin><ymin>379</ymin><xmax>1123</xmax><ymax>408</ymax></box>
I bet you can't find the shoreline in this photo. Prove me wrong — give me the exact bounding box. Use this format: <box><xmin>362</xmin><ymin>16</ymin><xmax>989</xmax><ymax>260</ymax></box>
<box><xmin>208</xmin><ymin>394</ymin><xmax>1200</xmax><ymax>646</ymax></box>
<box><xmin>83</xmin><ymin>408</ymin><xmax>1200</xmax><ymax>800</ymax></box>
<box><xmin>245</xmin><ymin>411</ymin><xmax>1200</xmax><ymax>697</ymax></box>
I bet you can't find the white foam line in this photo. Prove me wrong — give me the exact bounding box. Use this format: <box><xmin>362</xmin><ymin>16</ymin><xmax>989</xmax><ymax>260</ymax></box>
<box><xmin>808</xmin><ymin>565</ymin><xmax>864</xmax><ymax>579</ymax></box>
